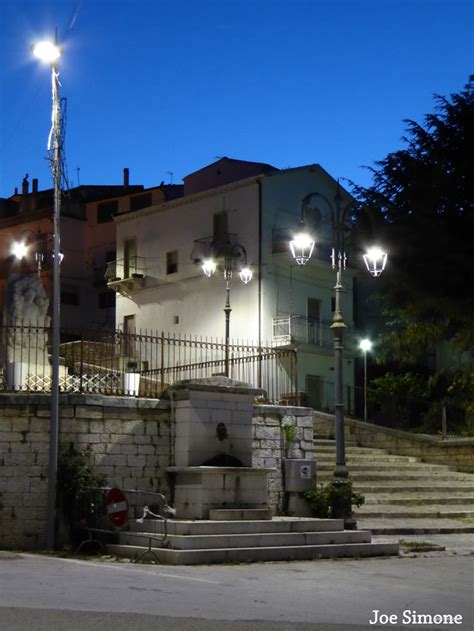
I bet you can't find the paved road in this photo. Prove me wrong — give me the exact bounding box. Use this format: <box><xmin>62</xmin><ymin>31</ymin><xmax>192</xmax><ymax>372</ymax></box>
<box><xmin>0</xmin><ymin>551</ymin><xmax>472</xmax><ymax>630</ymax></box>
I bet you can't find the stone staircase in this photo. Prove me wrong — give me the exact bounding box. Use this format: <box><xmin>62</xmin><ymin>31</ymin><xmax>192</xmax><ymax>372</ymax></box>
<box><xmin>107</xmin><ymin>515</ymin><xmax>399</xmax><ymax>565</ymax></box>
<box><xmin>315</xmin><ymin>438</ymin><xmax>474</xmax><ymax>533</ymax></box>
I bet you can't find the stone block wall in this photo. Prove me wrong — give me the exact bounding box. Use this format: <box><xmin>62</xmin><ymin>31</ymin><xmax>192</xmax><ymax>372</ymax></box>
<box><xmin>0</xmin><ymin>393</ymin><xmax>315</xmax><ymax>550</ymax></box>
<box><xmin>314</xmin><ymin>411</ymin><xmax>474</xmax><ymax>472</ymax></box>
<box><xmin>252</xmin><ymin>405</ymin><xmax>315</xmax><ymax>514</ymax></box>
<box><xmin>0</xmin><ymin>394</ymin><xmax>171</xmax><ymax>550</ymax></box>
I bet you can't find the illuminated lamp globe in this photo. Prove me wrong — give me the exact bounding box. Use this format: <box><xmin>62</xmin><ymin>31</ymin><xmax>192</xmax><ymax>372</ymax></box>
<box><xmin>363</xmin><ymin>246</ymin><xmax>387</xmax><ymax>277</ymax></box>
<box><xmin>11</xmin><ymin>241</ymin><xmax>28</xmax><ymax>260</ymax></box>
<box><xmin>359</xmin><ymin>339</ymin><xmax>372</xmax><ymax>352</ymax></box>
<box><xmin>32</xmin><ymin>40</ymin><xmax>61</xmax><ymax>63</ymax></box>
<box><xmin>201</xmin><ymin>258</ymin><xmax>217</xmax><ymax>278</ymax></box>
<box><xmin>239</xmin><ymin>267</ymin><xmax>253</xmax><ymax>284</ymax></box>
<box><xmin>290</xmin><ymin>232</ymin><xmax>315</xmax><ymax>266</ymax></box>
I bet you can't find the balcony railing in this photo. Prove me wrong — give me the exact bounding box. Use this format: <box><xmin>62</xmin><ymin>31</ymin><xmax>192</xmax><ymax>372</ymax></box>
<box><xmin>272</xmin><ymin>315</ymin><xmax>356</xmax><ymax>350</ymax></box>
<box><xmin>105</xmin><ymin>257</ymin><xmax>147</xmax><ymax>292</ymax></box>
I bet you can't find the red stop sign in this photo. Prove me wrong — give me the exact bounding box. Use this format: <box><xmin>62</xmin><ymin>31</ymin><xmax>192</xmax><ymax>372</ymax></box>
<box><xmin>106</xmin><ymin>487</ymin><xmax>128</xmax><ymax>528</ymax></box>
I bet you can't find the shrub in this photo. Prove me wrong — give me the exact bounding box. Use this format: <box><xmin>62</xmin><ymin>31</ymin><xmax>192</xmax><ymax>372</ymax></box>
<box><xmin>304</xmin><ymin>482</ymin><xmax>365</xmax><ymax>519</ymax></box>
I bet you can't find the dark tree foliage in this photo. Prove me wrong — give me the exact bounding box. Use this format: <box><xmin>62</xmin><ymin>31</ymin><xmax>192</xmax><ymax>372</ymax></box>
<box><xmin>352</xmin><ymin>77</ymin><xmax>474</xmax><ymax>357</ymax></box>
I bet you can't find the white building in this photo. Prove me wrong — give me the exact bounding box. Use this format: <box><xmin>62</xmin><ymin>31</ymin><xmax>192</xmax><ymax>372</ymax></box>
<box><xmin>109</xmin><ymin>158</ymin><xmax>360</xmax><ymax>407</ymax></box>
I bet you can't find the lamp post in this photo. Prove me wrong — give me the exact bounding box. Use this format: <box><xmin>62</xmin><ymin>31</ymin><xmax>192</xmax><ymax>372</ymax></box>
<box><xmin>290</xmin><ymin>184</ymin><xmax>386</xmax><ymax>491</ymax></box>
<box><xmin>359</xmin><ymin>338</ymin><xmax>372</xmax><ymax>422</ymax></box>
<box><xmin>33</xmin><ymin>37</ymin><xmax>62</xmax><ymax>550</ymax></box>
<box><xmin>200</xmin><ymin>240</ymin><xmax>252</xmax><ymax>377</ymax></box>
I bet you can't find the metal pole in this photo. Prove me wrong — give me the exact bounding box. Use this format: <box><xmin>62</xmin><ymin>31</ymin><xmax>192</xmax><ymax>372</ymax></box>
<box><xmin>224</xmin><ymin>277</ymin><xmax>231</xmax><ymax>378</ymax></box>
<box><xmin>331</xmin><ymin>260</ymin><xmax>348</xmax><ymax>480</ymax></box>
<box><xmin>46</xmin><ymin>58</ymin><xmax>61</xmax><ymax>550</ymax></box>
<box><xmin>363</xmin><ymin>349</ymin><xmax>368</xmax><ymax>422</ymax></box>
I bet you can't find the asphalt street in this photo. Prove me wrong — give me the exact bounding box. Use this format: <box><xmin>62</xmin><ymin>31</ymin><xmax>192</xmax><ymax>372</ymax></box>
<box><xmin>0</xmin><ymin>548</ymin><xmax>472</xmax><ymax>631</ymax></box>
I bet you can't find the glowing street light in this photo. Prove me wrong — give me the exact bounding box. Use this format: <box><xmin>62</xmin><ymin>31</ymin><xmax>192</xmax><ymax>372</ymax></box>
<box><xmin>289</xmin><ymin>232</ymin><xmax>315</xmax><ymax>266</ymax></box>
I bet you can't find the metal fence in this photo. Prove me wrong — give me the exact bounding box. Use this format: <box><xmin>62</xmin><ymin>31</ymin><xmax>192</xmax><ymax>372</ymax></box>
<box><xmin>307</xmin><ymin>378</ymin><xmax>469</xmax><ymax>436</ymax></box>
<box><xmin>0</xmin><ymin>325</ymin><xmax>297</xmax><ymax>403</ymax></box>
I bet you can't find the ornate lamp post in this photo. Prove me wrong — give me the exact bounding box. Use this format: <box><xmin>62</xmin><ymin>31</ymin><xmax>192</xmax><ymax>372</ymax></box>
<box><xmin>290</xmin><ymin>184</ymin><xmax>386</xmax><ymax>522</ymax></box>
<box><xmin>11</xmin><ymin>230</ymin><xmax>46</xmax><ymax>277</ymax></box>
<box><xmin>201</xmin><ymin>240</ymin><xmax>252</xmax><ymax>377</ymax></box>
<box><xmin>33</xmin><ymin>37</ymin><xmax>62</xmax><ymax>550</ymax></box>
<box><xmin>359</xmin><ymin>338</ymin><xmax>372</xmax><ymax>422</ymax></box>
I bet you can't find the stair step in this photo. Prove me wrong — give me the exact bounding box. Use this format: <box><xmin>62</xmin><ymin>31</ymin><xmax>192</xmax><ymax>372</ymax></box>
<box><xmin>363</xmin><ymin>494</ymin><xmax>474</xmax><ymax>506</ymax></box>
<box><xmin>316</xmin><ymin>463</ymin><xmax>450</xmax><ymax>472</ymax></box>
<box><xmin>128</xmin><ymin>517</ymin><xmax>345</xmax><ymax>536</ymax></box>
<box><xmin>208</xmin><ymin>508</ymin><xmax>272</xmax><ymax>521</ymax></box>
<box><xmin>315</xmin><ymin>454</ymin><xmax>419</xmax><ymax>463</ymax></box>
<box><xmin>355</xmin><ymin>505</ymin><xmax>474</xmax><ymax>519</ymax></box>
<box><xmin>315</xmin><ymin>446</ymin><xmax>383</xmax><ymax>454</ymax></box>
<box><xmin>354</xmin><ymin>483</ymin><xmax>474</xmax><ymax>493</ymax></box>
<box><xmin>317</xmin><ymin>471</ymin><xmax>473</xmax><ymax>481</ymax></box>
<box><xmin>358</xmin><ymin>518</ymin><xmax>474</xmax><ymax>535</ymax></box>
<box><xmin>120</xmin><ymin>529</ymin><xmax>372</xmax><ymax>550</ymax></box>
<box><xmin>107</xmin><ymin>541</ymin><xmax>399</xmax><ymax>565</ymax></box>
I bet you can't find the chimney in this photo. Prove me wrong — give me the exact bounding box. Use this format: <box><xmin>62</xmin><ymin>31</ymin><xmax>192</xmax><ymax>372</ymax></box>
<box><xmin>14</xmin><ymin>187</ymin><xmax>18</xmax><ymax>195</ymax></box>
<box><xmin>123</xmin><ymin>168</ymin><xmax>129</xmax><ymax>187</ymax></box>
<box><xmin>32</xmin><ymin>178</ymin><xmax>38</xmax><ymax>194</ymax></box>
<box><xmin>20</xmin><ymin>175</ymin><xmax>30</xmax><ymax>212</ymax></box>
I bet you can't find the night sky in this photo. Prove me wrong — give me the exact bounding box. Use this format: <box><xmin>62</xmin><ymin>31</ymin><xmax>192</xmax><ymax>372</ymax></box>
<box><xmin>0</xmin><ymin>0</ymin><xmax>472</xmax><ymax>198</ymax></box>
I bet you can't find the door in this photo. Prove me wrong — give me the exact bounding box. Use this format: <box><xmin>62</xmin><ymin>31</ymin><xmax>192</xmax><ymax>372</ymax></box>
<box><xmin>123</xmin><ymin>238</ymin><xmax>137</xmax><ymax>277</ymax></box>
<box><xmin>307</xmin><ymin>298</ymin><xmax>321</xmax><ymax>344</ymax></box>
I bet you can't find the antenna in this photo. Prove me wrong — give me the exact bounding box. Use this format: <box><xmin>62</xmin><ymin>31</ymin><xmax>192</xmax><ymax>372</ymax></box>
<box><xmin>166</xmin><ymin>171</ymin><xmax>173</xmax><ymax>184</ymax></box>
<box><xmin>76</xmin><ymin>166</ymin><xmax>81</xmax><ymax>186</ymax></box>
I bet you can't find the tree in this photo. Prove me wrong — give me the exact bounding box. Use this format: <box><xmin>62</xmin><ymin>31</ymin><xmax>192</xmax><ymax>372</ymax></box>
<box><xmin>353</xmin><ymin>77</ymin><xmax>474</xmax><ymax>360</ymax></box>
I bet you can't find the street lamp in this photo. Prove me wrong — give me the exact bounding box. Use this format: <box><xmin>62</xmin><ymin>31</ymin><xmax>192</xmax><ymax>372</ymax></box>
<box><xmin>11</xmin><ymin>230</ymin><xmax>46</xmax><ymax>277</ymax></box>
<box><xmin>33</xmin><ymin>37</ymin><xmax>62</xmax><ymax>550</ymax></box>
<box><xmin>359</xmin><ymin>338</ymin><xmax>372</xmax><ymax>422</ymax></box>
<box><xmin>290</xmin><ymin>184</ymin><xmax>387</xmax><ymax>493</ymax></box>
<box><xmin>199</xmin><ymin>240</ymin><xmax>252</xmax><ymax>377</ymax></box>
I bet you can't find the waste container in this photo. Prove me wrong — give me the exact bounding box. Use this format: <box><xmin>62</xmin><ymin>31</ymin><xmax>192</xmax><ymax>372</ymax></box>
<box><xmin>283</xmin><ymin>459</ymin><xmax>316</xmax><ymax>492</ymax></box>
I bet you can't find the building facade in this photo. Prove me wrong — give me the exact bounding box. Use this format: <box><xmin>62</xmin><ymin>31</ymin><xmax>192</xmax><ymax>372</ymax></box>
<box><xmin>110</xmin><ymin>158</ymin><xmax>360</xmax><ymax>405</ymax></box>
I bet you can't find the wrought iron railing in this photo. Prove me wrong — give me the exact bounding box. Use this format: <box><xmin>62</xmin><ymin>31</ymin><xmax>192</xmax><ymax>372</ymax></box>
<box><xmin>105</xmin><ymin>256</ymin><xmax>147</xmax><ymax>282</ymax></box>
<box><xmin>273</xmin><ymin>315</ymin><xmax>356</xmax><ymax>350</ymax></box>
<box><xmin>0</xmin><ymin>325</ymin><xmax>297</xmax><ymax>403</ymax></box>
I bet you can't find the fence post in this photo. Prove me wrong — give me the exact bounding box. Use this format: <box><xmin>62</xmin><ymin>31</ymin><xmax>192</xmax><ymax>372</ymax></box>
<box><xmin>79</xmin><ymin>331</ymin><xmax>84</xmax><ymax>393</ymax></box>
<box><xmin>160</xmin><ymin>331</ymin><xmax>165</xmax><ymax>394</ymax></box>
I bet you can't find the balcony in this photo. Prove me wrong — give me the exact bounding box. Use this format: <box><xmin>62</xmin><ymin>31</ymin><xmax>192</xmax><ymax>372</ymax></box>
<box><xmin>272</xmin><ymin>315</ymin><xmax>356</xmax><ymax>351</ymax></box>
<box><xmin>105</xmin><ymin>257</ymin><xmax>147</xmax><ymax>293</ymax></box>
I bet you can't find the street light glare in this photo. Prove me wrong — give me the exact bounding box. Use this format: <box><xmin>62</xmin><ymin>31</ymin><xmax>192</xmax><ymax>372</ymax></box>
<box><xmin>201</xmin><ymin>258</ymin><xmax>217</xmax><ymax>277</ymax></box>
<box><xmin>360</xmin><ymin>338</ymin><xmax>372</xmax><ymax>352</ymax></box>
<box><xmin>33</xmin><ymin>40</ymin><xmax>61</xmax><ymax>63</ymax></box>
<box><xmin>11</xmin><ymin>241</ymin><xmax>28</xmax><ymax>260</ymax></box>
<box><xmin>289</xmin><ymin>232</ymin><xmax>315</xmax><ymax>266</ymax></box>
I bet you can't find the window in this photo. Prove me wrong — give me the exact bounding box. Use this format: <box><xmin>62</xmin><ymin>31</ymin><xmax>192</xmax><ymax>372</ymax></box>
<box><xmin>98</xmin><ymin>291</ymin><xmax>116</xmax><ymax>309</ymax></box>
<box><xmin>123</xmin><ymin>238</ymin><xmax>137</xmax><ymax>277</ymax></box>
<box><xmin>61</xmin><ymin>288</ymin><xmax>79</xmax><ymax>306</ymax></box>
<box><xmin>213</xmin><ymin>211</ymin><xmax>228</xmax><ymax>242</ymax></box>
<box><xmin>166</xmin><ymin>250</ymin><xmax>178</xmax><ymax>274</ymax></box>
<box><xmin>97</xmin><ymin>200</ymin><xmax>118</xmax><ymax>224</ymax></box>
<box><xmin>130</xmin><ymin>193</ymin><xmax>152</xmax><ymax>212</ymax></box>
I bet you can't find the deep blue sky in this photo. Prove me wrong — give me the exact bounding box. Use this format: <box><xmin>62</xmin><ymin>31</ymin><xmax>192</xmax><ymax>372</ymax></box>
<box><xmin>0</xmin><ymin>0</ymin><xmax>472</xmax><ymax>198</ymax></box>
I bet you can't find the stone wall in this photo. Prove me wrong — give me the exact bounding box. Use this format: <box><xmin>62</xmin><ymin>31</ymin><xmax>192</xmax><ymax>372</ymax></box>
<box><xmin>253</xmin><ymin>405</ymin><xmax>315</xmax><ymax>514</ymax></box>
<box><xmin>314</xmin><ymin>411</ymin><xmax>474</xmax><ymax>472</ymax></box>
<box><xmin>0</xmin><ymin>393</ymin><xmax>315</xmax><ymax>550</ymax></box>
<box><xmin>0</xmin><ymin>394</ymin><xmax>171</xmax><ymax>550</ymax></box>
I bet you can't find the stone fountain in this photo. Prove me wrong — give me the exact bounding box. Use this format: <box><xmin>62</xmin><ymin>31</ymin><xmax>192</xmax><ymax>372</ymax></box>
<box><xmin>164</xmin><ymin>377</ymin><xmax>274</xmax><ymax>519</ymax></box>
